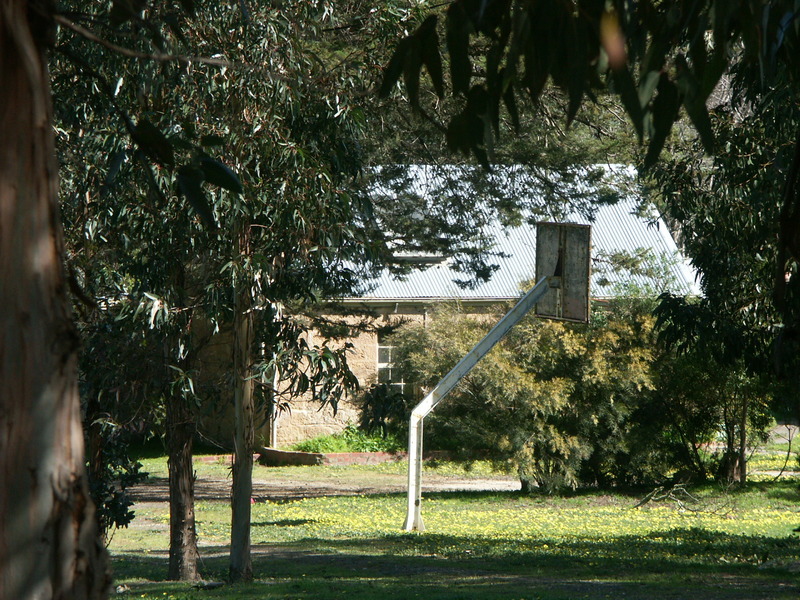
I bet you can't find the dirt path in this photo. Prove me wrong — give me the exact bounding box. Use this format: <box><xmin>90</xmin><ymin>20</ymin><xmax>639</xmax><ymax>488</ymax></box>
<box><xmin>128</xmin><ymin>471</ymin><xmax>521</xmax><ymax>503</ymax></box>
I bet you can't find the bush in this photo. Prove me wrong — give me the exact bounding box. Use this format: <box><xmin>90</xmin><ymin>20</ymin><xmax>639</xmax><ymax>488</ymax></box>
<box><xmin>382</xmin><ymin>302</ymin><xmax>624</xmax><ymax>492</ymax></box>
<box><xmin>378</xmin><ymin>299</ymin><xmax>775</xmax><ymax>492</ymax></box>
<box><xmin>85</xmin><ymin>417</ymin><xmax>147</xmax><ymax>541</ymax></box>
<box><xmin>357</xmin><ymin>383</ymin><xmax>410</xmax><ymax>439</ymax></box>
<box><xmin>372</xmin><ymin>300</ymin><xmax>780</xmax><ymax>492</ymax></box>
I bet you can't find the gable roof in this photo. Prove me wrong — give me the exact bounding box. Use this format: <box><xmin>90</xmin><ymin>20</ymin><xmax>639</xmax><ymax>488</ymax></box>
<box><xmin>351</xmin><ymin>165</ymin><xmax>699</xmax><ymax>303</ymax></box>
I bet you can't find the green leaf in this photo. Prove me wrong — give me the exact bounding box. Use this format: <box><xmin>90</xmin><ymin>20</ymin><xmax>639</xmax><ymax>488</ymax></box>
<box><xmin>198</xmin><ymin>156</ymin><xmax>243</xmax><ymax>194</ymax></box>
<box><xmin>379</xmin><ymin>38</ymin><xmax>411</xmax><ymax>98</ymax></box>
<box><xmin>403</xmin><ymin>36</ymin><xmax>424</xmax><ymax>108</ymax></box>
<box><xmin>565</xmin><ymin>21</ymin><xmax>587</xmax><ymax>127</ymax></box>
<box><xmin>502</xmin><ymin>77</ymin><xmax>520</xmax><ymax>132</ymax></box>
<box><xmin>459</xmin><ymin>87</ymin><xmax>492</xmax><ymax>169</ymax></box>
<box><xmin>447</xmin><ymin>2</ymin><xmax>472</xmax><ymax>95</ymax></box>
<box><xmin>486</xmin><ymin>43</ymin><xmax>505</xmax><ymax>133</ymax></box>
<box><xmin>133</xmin><ymin>119</ymin><xmax>175</xmax><ymax>168</ymax></box>
<box><xmin>638</xmin><ymin>70</ymin><xmax>661</xmax><ymax>109</ymax></box>
<box><xmin>200</xmin><ymin>134</ymin><xmax>226</xmax><ymax>147</ymax></box>
<box><xmin>675</xmin><ymin>56</ymin><xmax>715</xmax><ymax>153</ymax></box>
<box><xmin>689</xmin><ymin>13</ymin><xmax>710</xmax><ymax>81</ymax></box>
<box><xmin>177</xmin><ymin>166</ymin><xmax>216</xmax><ymax>230</ymax></box>
<box><xmin>700</xmin><ymin>45</ymin><xmax>728</xmax><ymax>99</ymax></box>
<box><xmin>566</xmin><ymin>65</ymin><xmax>584</xmax><ymax>127</ymax></box>
<box><xmin>102</xmin><ymin>150</ymin><xmax>127</xmax><ymax>193</ymax></box>
<box><xmin>684</xmin><ymin>99</ymin><xmax>715</xmax><ymax>154</ymax></box>
<box><xmin>612</xmin><ymin>67</ymin><xmax>644</xmax><ymax>143</ymax></box>
<box><xmin>110</xmin><ymin>0</ymin><xmax>146</xmax><ymax>27</ymax></box>
<box><xmin>523</xmin><ymin>36</ymin><xmax>548</xmax><ymax>103</ymax></box>
<box><xmin>507</xmin><ymin>7</ymin><xmax>530</xmax><ymax>71</ymax></box>
<box><xmin>296</xmin><ymin>373</ymin><xmax>309</xmax><ymax>395</ymax></box>
<box><xmin>644</xmin><ymin>76</ymin><xmax>680</xmax><ymax>169</ymax></box>
<box><xmin>641</xmin><ymin>38</ymin><xmax>668</xmax><ymax>76</ymax></box>
<box><xmin>421</xmin><ymin>17</ymin><xmax>445</xmax><ymax>99</ymax></box>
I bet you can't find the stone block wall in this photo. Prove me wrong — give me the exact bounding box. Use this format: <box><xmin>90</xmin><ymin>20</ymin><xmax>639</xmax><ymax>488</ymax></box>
<box><xmin>195</xmin><ymin>306</ymin><xmax>436</xmax><ymax>447</ymax></box>
<box><xmin>270</xmin><ymin>311</ymin><xmax>419</xmax><ymax>446</ymax></box>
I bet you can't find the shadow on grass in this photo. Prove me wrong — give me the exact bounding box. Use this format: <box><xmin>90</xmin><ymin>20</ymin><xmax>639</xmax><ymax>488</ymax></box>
<box><xmin>112</xmin><ymin>528</ymin><xmax>800</xmax><ymax>600</ymax></box>
<box><xmin>762</xmin><ymin>483</ymin><xmax>800</xmax><ymax>504</ymax></box>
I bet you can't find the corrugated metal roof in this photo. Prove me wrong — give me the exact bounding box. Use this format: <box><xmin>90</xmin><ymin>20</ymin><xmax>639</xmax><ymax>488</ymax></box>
<box><xmin>354</xmin><ymin>165</ymin><xmax>699</xmax><ymax>302</ymax></box>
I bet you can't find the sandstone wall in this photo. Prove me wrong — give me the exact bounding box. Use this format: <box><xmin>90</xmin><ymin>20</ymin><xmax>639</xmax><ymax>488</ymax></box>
<box><xmin>195</xmin><ymin>304</ymin><xmax>483</xmax><ymax>447</ymax></box>
<box><xmin>270</xmin><ymin>310</ymin><xmax>427</xmax><ymax>446</ymax></box>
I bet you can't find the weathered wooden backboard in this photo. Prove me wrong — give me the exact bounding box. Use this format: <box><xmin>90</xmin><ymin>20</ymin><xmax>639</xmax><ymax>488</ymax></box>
<box><xmin>535</xmin><ymin>222</ymin><xmax>591</xmax><ymax>323</ymax></box>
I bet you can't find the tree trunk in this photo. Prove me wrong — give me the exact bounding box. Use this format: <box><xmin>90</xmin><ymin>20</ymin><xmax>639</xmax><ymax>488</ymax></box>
<box><xmin>230</xmin><ymin>235</ymin><xmax>255</xmax><ymax>583</ymax></box>
<box><xmin>737</xmin><ymin>397</ymin><xmax>748</xmax><ymax>484</ymax></box>
<box><xmin>166</xmin><ymin>393</ymin><xmax>200</xmax><ymax>581</ymax></box>
<box><xmin>718</xmin><ymin>402</ymin><xmax>746</xmax><ymax>484</ymax></box>
<box><xmin>722</xmin><ymin>398</ymin><xmax>748</xmax><ymax>484</ymax></box>
<box><xmin>0</xmin><ymin>3</ymin><xmax>109</xmax><ymax>598</ymax></box>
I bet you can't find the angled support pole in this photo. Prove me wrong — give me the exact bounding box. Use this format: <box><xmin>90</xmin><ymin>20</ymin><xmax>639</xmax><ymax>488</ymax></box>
<box><xmin>403</xmin><ymin>276</ymin><xmax>556</xmax><ymax>531</ymax></box>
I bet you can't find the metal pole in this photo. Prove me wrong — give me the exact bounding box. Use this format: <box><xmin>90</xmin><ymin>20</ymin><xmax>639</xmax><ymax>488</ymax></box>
<box><xmin>403</xmin><ymin>414</ymin><xmax>425</xmax><ymax>531</ymax></box>
<box><xmin>403</xmin><ymin>276</ymin><xmax>555</xmax><ymax>531</ymax></box>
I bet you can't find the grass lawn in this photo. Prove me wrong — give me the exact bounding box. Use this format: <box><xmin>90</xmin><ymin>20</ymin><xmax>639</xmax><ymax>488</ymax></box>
<box><xmin>110</xmin><ymin>454</ymin><xmax>800</xmax><ymax>600</ymax></box>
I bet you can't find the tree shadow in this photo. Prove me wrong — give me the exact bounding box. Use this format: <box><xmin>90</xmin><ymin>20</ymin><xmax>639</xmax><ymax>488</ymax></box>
<box><xmin>763</xmin><ymin>484</ymin><xmax>800</xmax><ymax>503</ymax></box>
<box><xmin>111</xmin><ymin>529</ymin><xmax>800</xmax><ymax>599</ymax></box>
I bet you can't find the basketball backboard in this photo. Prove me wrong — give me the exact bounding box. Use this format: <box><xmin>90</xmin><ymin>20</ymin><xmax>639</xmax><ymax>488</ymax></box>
<box><xmin>535</xmin><ymin>222</ymin><xmax>591</xmax><ymax>323</ymax></box>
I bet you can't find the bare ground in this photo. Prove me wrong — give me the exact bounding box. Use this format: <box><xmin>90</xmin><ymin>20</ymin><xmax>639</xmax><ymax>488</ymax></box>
<box><xmin>128</xmin><ymin>468</ymin><xmax>520</xmax><ymax>504</ymax></box>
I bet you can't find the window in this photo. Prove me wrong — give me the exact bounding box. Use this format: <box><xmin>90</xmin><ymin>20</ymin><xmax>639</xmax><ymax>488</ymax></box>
<box><xmin>377</xmin><ymin>332</ymin><xmax>405</xmax><ymax>397</ymax></box>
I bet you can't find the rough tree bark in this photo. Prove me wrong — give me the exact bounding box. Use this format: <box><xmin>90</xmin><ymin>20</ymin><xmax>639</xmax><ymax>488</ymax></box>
<box><xmin>718</xmin><ymin>398</ymin><xmax>748</xmax><ymax>484</ymax></box>
<box><xmin>164</xmin><ymin>267</ymin><xmax>201</xmax><ymax>581</ymax></box>
<box><xmin>166</xmin><ymin>391</ymin><xmax>200</xmax><ymax>581</ymax></box>
<box><xmin>0</xmin><ymin>2</ymin><xmax>109</xmax><ymax>598</ymax></box>
<box><xmin>229</xmin><ymin>231</ymin><xmax>255</xmax><ymax>583</ymax></box>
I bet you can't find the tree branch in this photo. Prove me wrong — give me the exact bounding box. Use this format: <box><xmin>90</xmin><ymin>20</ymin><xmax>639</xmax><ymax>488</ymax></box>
<box><xmin>55</xmin><ymin>14</ymin><xmax>248</xmax><ymax>71</ymax></box>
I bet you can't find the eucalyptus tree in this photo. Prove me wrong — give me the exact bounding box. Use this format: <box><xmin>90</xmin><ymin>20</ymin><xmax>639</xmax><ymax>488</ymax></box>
<box><xmin>2</xmin><ymin>0</ymin><xmax>441</xmax><ymax>594</ymax></box>
<box><xmin>0</xmin><ymin>2</ymin><xmax>109</xmax><ymax>598</ymax></box>
<box><xmin>52</xmin><ymin>0</ymin><xmax>399</xmax><ymax>582</ymax></box>
<box><xmin>55</xmin><ymin>3</ymin><xmax>635</xmax><ymax>584</ymax></box>
<box><xmin>54</xmin><ymin>4</ymin><xmax>238</xmax><ymax>578</ymax></box>
<box><xmin>647</xmin><ymin>90</ymin><xmax>799</xmax><ymax>479</ymax></box>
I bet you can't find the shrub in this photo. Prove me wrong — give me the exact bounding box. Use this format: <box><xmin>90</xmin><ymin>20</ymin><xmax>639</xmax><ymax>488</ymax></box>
<box><xmin>376</xmin><ymin>298</ymin><xmax>775</xmax><ymax>492</ymax></box>
<box><xmin>85</xmin><ymin>416</ymin><xmax>147</xmax><ymax>541</ymax></box>
<box><xmin>357</xmin><ymin>383</ymin><xmax>410</xmax><ymax>439</ymax></box>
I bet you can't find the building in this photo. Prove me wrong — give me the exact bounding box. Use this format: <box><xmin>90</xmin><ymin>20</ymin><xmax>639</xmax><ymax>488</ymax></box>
<box><xmin>266</xmin><ymin>165</ymin><xmax>699</xmax><ymax>446</ymax></box>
